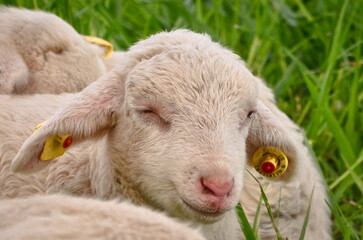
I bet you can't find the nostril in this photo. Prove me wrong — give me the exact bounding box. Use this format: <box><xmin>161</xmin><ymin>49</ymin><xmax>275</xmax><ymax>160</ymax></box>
<box><xmin>201</xmin><ymin>177</ymin><xmax>234</xmax><ymax>198</ymax></box>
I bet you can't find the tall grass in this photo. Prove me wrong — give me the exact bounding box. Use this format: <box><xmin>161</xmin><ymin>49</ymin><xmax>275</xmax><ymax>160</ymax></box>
<box><xmin>1</xmin><ymin>0</ymin><xmax>362</xmax><ymax>238</ymax></box>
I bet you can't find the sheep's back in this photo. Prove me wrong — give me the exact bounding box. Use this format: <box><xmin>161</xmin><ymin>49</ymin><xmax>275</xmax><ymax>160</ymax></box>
<box><xmin>0</xmin><ymin>194</ymin><xmax>205</xmax><ymax>240</ymax></box>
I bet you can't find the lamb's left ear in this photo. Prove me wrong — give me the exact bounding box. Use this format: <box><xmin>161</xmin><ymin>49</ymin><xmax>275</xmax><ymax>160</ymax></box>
<box><xmin>246</xmin><ymin>94</ymin><xmax>302</xmax><ymax>181</ymax></box>
<box><xmin>11</xmin><ymin>71</ymin><xmax>124</xmax><ymax>174</ymax></box>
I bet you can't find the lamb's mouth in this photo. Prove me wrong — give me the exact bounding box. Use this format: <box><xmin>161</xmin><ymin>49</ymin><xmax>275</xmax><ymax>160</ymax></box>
<box><xmin>181</xmin><ymin>199</ymin><xmax>225</xmax><ymax>219</ymax></box>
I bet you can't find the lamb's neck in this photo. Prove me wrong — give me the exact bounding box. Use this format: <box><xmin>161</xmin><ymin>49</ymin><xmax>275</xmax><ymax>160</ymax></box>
<box><xmin>104</xmin><ymin>138</ymin><xmax>149</xmax><ymax>205</ymax></box>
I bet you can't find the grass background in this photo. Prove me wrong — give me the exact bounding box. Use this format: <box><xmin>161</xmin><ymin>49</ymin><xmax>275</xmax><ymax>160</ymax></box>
<box><xmin>1</xmin><ymin>0</ymin><xmax>362</xmax><ymax>239</ymax></box>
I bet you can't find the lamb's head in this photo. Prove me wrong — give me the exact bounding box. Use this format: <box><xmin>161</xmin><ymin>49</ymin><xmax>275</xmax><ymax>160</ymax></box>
<box><xmin>11</xmin><ymin>30</ymin><xmax>298</xmax><ymax>224</ymax></box>
<box><xmin>0</xmin><ymin>7</ymin><xmax>108</xmax><ymax>94</ymax></box>
<box><xmin>106</xmin><ymin>40</ymin><xmax>258</xmax><ymax>223</ymax></box>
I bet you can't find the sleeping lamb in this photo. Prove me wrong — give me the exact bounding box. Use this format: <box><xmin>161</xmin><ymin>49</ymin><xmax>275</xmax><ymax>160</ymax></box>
<box><xmin>0</xmin><ymin>29</ymin><xmax>330</xmax><ymax>239</ymax></box>
<box><xmin>0</xmin><ymin>7</ymin><xmax>109</xmax><ymax>94</ymax></box>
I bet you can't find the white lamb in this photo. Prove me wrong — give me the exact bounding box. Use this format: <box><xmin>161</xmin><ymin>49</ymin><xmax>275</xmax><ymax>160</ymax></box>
<box><xmin>0</xmin><ymin>30</ymin><xmax>330</xmax><ymax>239</ymax></box>
<box><xmin>0</xmin><ymin>194</ymin><xmax>205</xmax><ymax>240</ymax></box>
<box><xmin>0</xmin><ymin>7</ymin><xmax>108</xmax><ymax>94</ymax></box>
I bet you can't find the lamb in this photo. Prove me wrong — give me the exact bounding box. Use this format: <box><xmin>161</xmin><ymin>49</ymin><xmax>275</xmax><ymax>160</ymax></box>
<box><xmin>0</xmin><ymin>7</ymin><xmax>108</xmax><ymax>94</ymax></box>
<box><xmin>0</xmin><ymin>194</ymin><xmax>205</xmax><ymax>240</ymax></box>
<box><xmin>0</xmin><ymin>29</ymin><xmax>330</xmax><ymax>239</ymax></box>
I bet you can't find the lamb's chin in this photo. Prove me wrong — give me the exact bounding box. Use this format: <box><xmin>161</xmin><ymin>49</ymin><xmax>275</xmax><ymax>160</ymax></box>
<box><xmin>182</xmin><ymin>200</ymin><xmax>226</xmax><ymax>223</ymax></box>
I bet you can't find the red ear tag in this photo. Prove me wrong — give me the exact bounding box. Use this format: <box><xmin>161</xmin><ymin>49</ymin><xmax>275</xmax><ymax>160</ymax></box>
<box><xmin>261</xmin><ymin>161</ymin><xmax>276</xmax><ymax>174</ymax></box>
<box><xmin>252</xmin><ymin>146</ymin><xmax>289</xmax><ymax>178</ymax></box>
<box><xmin>63</xmin><ymin>137</ymin><xmax>72</xmax><ymax>148</ymax></box>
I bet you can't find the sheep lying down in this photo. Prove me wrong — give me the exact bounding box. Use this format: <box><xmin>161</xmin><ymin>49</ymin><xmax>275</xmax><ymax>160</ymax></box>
<box><xmin>0</xmin><ymin>30</ymin><xmax>330</xmax><ymax>239</ymax></box>
<box><xmin>0</xmin><ymin>194</ymin><xmax>205</xmax><ymax>240</ymax></box>
<box><xmin>0</xmin><ymin>7</ymin><xmax>110</xmax><ymax>94</ymax></box>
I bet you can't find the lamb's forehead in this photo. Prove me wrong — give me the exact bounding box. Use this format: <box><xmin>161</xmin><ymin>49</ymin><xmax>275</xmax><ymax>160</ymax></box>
<box><xmin>127</xmin><ymin>31</ymin><xmax>257</xmax><ymax>111</ymax></box>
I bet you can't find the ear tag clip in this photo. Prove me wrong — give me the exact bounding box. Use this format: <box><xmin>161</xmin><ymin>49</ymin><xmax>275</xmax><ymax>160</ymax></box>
<box><xmin>83</xmin><ymin>36</ymin><xmax>114</xmax><ymax>59</ymax></box>
<box><xmin>33</xmin><ymin>122</ymin><xmax>72</xmax><ymax>161</ymax></box>
<box><xmin>252</xmin><ymin>146</ymin><xmax>288</xmax><ymax>178</ymax></box>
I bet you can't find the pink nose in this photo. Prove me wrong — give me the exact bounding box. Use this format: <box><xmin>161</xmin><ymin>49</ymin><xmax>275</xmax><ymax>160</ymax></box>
<box><xmin>201</xmin><ymin>177</ymin><xmax>233</xmax><ymax>198</ymax></box>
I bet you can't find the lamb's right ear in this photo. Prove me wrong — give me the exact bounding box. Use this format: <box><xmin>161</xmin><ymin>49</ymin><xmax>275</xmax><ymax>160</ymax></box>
<box><xmin>0</xmin><ymin>49</ymin><xmax>29</xmax><ymax>94</ymax></box>
<box><xmin>246</xmin><ymin>96</ymin><xmax>304</xmax><ymax>181</ymax></box>
<box><xmin>11</xmin><ymin>71</ymin><xmax>124</xmax><ymax>174</ymax></box>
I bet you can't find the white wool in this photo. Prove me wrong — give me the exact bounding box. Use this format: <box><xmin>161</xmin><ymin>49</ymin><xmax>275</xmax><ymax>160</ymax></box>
<box><xmin>103</xmin><ymin>51</ymin><xmax>125</xmax><ymax>72</ymax></box>
<box><xmin>0</xmin><ymin>194</ymin><xmax>205</xmax><ymax>240</ymax></box>
<box><xmin>0</xmin><ymin>7</ymin><xmax>107</xmax><ymax>94</ymax></box>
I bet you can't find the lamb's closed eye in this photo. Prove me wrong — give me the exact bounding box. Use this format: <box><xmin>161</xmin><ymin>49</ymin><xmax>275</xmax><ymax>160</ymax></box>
<box><xmin>136</xmin><ymin>108</ymin><xmax>171</xmax><ymax>130</ymax></box>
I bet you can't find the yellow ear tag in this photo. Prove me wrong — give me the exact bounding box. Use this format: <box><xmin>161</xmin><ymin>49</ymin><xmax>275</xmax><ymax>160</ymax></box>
<box><xmin>83</xmin><ymin>36</ymin><xmax>114</xmax><ymax>59</ymax></box>
<box><xmin>252</xmin><ymin>146</ymin><xmax>288</xmax><ymax>178</ymax></box>
<box><xmin>33</xmin><ymin>122</ymin><xmax>72</xmax><ymax>161</ymax></box>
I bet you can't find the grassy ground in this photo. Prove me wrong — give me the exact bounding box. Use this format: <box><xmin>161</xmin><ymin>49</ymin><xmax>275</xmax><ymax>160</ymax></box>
<box><xmin>1</xmin><ymin>0</ymin><xmax>362</xmax><ymax>239</ymax></box>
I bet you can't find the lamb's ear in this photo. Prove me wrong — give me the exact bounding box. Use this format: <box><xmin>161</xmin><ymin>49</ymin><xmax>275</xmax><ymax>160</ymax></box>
<box><xmin>0</xmin><ymin>50</ymin><xmax>29</xmax><ymax>94</ymax></box>
<box><xmin>11</xmin><ymin>71</ymin><xmax>124</xmax><ymax>174</ymax></box>
<box><xmin>246</xmin><ymin>99</ymin><xmax>302</xmax><ymax>181</ymax></box>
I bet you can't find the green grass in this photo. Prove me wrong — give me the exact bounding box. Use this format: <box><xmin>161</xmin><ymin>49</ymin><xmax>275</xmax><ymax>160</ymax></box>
<box><xmin>1</xmin><ymin>0</ymin><xmax>362</xmax><ymax>239</ymax></box>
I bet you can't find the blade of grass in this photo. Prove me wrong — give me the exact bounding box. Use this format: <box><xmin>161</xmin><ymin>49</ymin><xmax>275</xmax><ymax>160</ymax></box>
<box><xmin>236</xmin><ymin>203</ymin><xmax>257</xmax><ymax>240</ymax></box>
<box><xmin>32</xmin><ymin>0</ymin><xmax>38</xmax><ymax>9</ymax></box>
<box><xmin>296</xmin><ymin>100</ymin><xmax>312</xmax><ymax>126</ymax></box>
<box><xmin>247</xmin><ymin>170</ymin><xmax>283</xmax><ymax>240</ymax></box>
<box><xmin>345</xmin><ymin>46</ymin><xmax>362</xmax><ymax>150</ymax></box>
<box><xmin>321</xmin><ymin>106</ymin><xmax>363</xmax><ymax>193</ymax></box>
<box><xmin>318</xmin><ymin>0</ymin><xmax>349</xmax><ymax>104</ymax></box>
<box><xmin>330</xmin><ymin>150</ymin><xmax>363</xmax><ymax>190</ymax></box>
<box><xmin>274</xmin><ymin>61</ymin><xmax>297</xmax><ymax>99</ymax></box>
<box><xmin>252</xmin><ymin>185</ymin><xmax>265</xmax><ymax>239</ymax></box>
<box><xmin>326</xmin><ymin>190</ymin><xmax>360</xmax><ymax>240</ymax></box>
<box><xmin>276</xmin><ymin>186</ymin><xmax>281</xmax><ymax>226</ymax></box>
<box><xmin>293</xmin><ymin>0</ymin><xmax>313</xmax><ymax>22</ymax></box>
<box><xmin>299</xmin><ymin>186</ymin><xmax>315</xmax><ymax>240</ymax></box>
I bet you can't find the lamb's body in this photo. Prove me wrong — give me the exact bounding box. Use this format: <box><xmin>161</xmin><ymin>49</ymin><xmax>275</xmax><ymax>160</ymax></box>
<box><xmin>0</xmin><ymin>30</ymin><xmax>330</xmax><ymax>239</ymax></box>
<box><xmin>0</xmin><ymin>194</ymin><xmax>205</xmax><ymax>240</ymax></box>
<box><xmin>0</xmin><ymin>7</ymin><xmax>106</xmax><ymax>94</ymax></box>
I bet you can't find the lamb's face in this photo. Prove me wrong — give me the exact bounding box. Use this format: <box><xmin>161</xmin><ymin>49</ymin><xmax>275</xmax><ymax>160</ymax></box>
<box><xmin>109</xmin><ymin>45</ymin><xmax>258</xmax><ymax>223</ymax></box>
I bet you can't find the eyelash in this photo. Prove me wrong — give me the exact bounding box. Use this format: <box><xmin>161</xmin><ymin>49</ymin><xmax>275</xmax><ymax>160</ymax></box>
<box><xmin>141</xmin><ymin>110</ymin><xmax>154</xmax><ymax>114</ymax></box>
